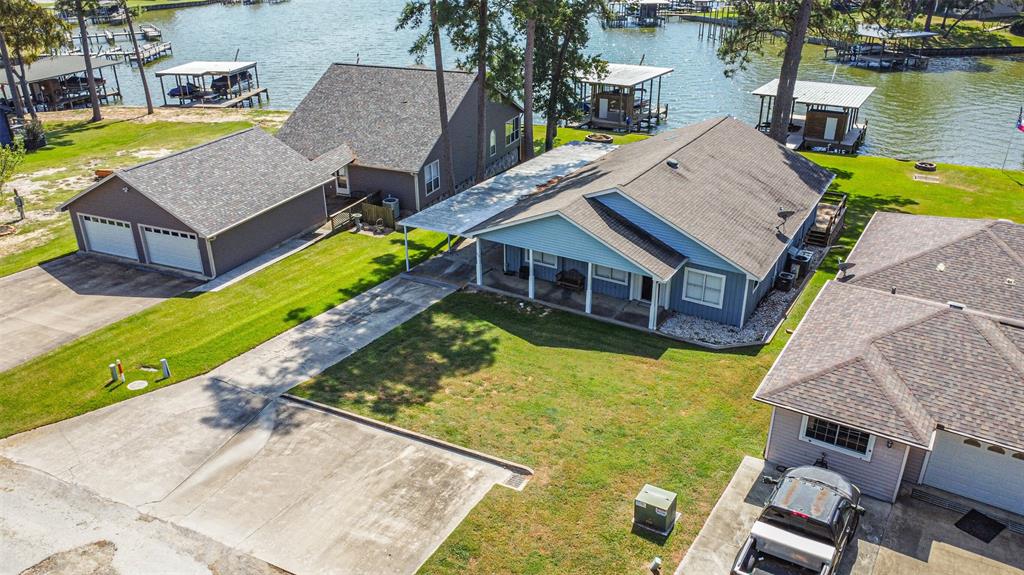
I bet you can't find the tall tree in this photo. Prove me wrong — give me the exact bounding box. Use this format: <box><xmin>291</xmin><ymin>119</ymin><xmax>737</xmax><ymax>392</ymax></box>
<box><xmin>521</xmin><ymin>3</ymin><xmax>536</xmax><ymax>159</ymax></box>
<box><xmin>430</xmin><ymin>0</ymin><xmax>456</xmax><ymax>195</ymax></box>
<box><xmin>718</xmin><ymin>0</ymin><xmax>851</xmax><ymax>143</ymax></box>
<box><xmin>474</xmin><ymin>0</ymin><xmax>488</xmax><ymax>181</ymax></box>
<box><xmin>0</xmin><ymin>0</ymin><xmax>67</xmax><ymax>121</ymax></box>
<box><xmin>4</xmin><ymin>0</ymin><xmax>68</xmax><ymax>121</ymax></box>
<box><xmin>56</xmin><ymin>0</ymin><xmax>102</xmax><ymax>122</ymax></box>
<box><xmin>119</xmin><ymin>1</ymin><xmax>153</xmax><ymax>114</ymax></box>
<box><xmin>532</xmin><ymin>0</ymin><xmax>608</xmax><ymax>151</ymax></box>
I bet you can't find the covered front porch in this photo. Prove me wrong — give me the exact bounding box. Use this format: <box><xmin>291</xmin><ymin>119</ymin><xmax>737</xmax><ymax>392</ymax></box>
<box><xmin>476</xmin><ymin>240</ymin><xmax>668</xmax><ymax>330</ymax></box>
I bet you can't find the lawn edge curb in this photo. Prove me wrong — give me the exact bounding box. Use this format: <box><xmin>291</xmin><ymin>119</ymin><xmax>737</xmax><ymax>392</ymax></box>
<box><xmin>280</xmin><ymin>393</ymin><xmax>535</xmax><ymax>477</ymax></box>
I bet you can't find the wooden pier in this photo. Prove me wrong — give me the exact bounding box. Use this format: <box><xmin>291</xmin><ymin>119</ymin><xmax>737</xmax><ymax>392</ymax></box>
<box><xmin>126</xmin><ymin>42</ymin><xmax>173</xmax><ymax>65</ymax></box>
<box><xmin>189</xmin><ymin>87</ymin><xmax>268</xmax><ymax>108</ymax></box>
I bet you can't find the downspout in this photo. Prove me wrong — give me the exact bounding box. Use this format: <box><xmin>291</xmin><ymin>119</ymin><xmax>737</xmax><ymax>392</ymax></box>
<box><xmin>412</xmin><ymin>172</ymin><xmax>421</xmax><ymax>212</ymax></box>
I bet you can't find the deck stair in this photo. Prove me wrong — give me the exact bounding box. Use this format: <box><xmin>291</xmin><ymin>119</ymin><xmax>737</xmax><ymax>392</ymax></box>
<box><xmin>806</xmin><ymin>190</ymin><xmax>847</xmax><ymax>247</ymax></box>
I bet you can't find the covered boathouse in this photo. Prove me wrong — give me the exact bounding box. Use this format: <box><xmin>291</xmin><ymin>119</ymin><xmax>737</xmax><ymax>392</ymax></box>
<box><xmin>752</xmin><ymin>79</ymin><xmax>875</xmax><ymax>153</ymax></box>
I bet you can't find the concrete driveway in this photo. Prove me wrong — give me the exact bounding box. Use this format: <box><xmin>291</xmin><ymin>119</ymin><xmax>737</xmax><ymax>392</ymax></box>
<box><xmin>676</xmin><ymin>456</ymin><xmax>1024</xmax><ymax>575</ymax></box>
<box><xmin>0</xmin><ymin>255</ymin><xmax>198</xmax><ymax>372</ymax></box>
<box><xmin>0</xmin><ymin>276</ymin><xmax>528</xmax><ymax>575</ymax></box>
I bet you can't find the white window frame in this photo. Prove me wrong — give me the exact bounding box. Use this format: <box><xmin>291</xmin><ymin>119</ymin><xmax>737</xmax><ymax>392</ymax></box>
<box><xmin>799</xmin><ymin>415</ymin><xmax>876</xmax><ymax>462</ymax></box>
<box><xmin>682</xmin><ymin>267</ymin><xmax>726</xmax><ymax>309</ymax></box>
<box><xmin>593</xmin><ymin>264</ymin><xmax>628</xmax><ymax>285</ymax></box>
<box><xmin>531</xmin><ymin>250</ymin><xmax>557</xmax><ymax>268</ymax></box>
<box><xmin>489</xmin><ymin>129</ymin><xmax>497</xmax><ymax>157</ymax></box>
<box><xmin>424</xmin><ymin>160</ymin><xmax>441</xmax><ymax>195</ymax></box>
<box><xmin>505</xmin><ymin>115</ymin><xmax>521</xmax><ymax>146</ymax></box>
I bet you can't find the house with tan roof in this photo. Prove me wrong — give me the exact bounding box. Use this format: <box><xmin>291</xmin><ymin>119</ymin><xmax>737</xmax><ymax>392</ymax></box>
<box><xmin>755</xmin><ymin>213</ymin><xmax>1024</xmax><ymax>510</ymax></box>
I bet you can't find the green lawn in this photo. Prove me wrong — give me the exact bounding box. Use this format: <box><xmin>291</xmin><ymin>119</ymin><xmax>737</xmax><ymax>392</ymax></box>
<box><xmin>0</xmin><ymin>228</ymin><xmax>446</xmax><ymax>438</ymax></box>
<box><xmin>532</xmin><ymin>125</ymin><xmax>650</xmax><ymax>156</ymax></box>
<box><xmin>291</xmin><ymin>155</ymin><xmax>1024</xmax><ymax>574</ymax></box>
<box><xmin>913</xmin><ymin>17</ymin><xmax>1024</xmax><ymax>48</ymax></box>
<box><xmin>0</xmin><ymin>118</ymin><xmax>253</xmax><ymax>278</ymax></box>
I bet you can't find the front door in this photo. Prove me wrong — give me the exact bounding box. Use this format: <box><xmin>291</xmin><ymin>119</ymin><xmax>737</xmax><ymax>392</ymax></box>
<box><xmin>598</xmin><ymin>97</ymin><xmax>609</xmax><ymax>119</ymax></box>
<box><xmin>640</xmin><ymin>275</ymin><xmax>653</xmax><ymax>302</ymax></box>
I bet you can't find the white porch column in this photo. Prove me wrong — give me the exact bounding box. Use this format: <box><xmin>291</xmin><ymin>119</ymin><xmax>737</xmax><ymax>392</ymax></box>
<box><xmin>648</xmin><ymin>280</ymin><xmax>660</xmax><ymax>330</ymax></box>
<box><xmin>475</xmin><ymin>239</ymin><xmax>483</xmax><ymax>286</ymax></box>
<box><xmin>527</xmin><ymin>248</ymin><xmax>535</xmax><ymax>299</ymax></box>
<box><xmin>403</xmin><ymin>225</ymin><xmax>410</xmax><ymax>271</ymax></box>
<box><xmin>585</xmin><ymin>262</ymin><xmax>593</xmax><ymax>314</ymax></box>
<box><xmin>446</xmin><ymin>234</ymin><xmax>452</xmax><ymax>252</ymax></box>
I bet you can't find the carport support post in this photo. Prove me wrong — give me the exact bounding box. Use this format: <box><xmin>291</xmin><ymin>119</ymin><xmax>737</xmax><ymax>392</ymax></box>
<box><xmin>446</xmin><ymin>234</ymin><xmax>451</xmax><ymax>252</ymax></box>
<box><xmin>475</xmin><ymin>239</ymin><xmax>483</xmax><ymax>286</ymax></box>
<box><xmin>648</xmin><ymin>280</ymin><xmax>659</xmax><ymax>330</ymax></box>
<box><xmin>585</xmin><ymin>262</ymin><xmax>593</xmax><ymax>314</ymax></box>
<box><xmin>527</xmin><ymin>248</ymin><xmax>535</xmax><ymax>299</ymax></box>
<box><xmin>403</xmin><ymin>225</ymin><xmax>410</xmax><ymax>271</ymax></box>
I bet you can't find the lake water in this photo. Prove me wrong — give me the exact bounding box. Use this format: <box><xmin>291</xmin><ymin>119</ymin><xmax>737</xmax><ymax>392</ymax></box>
<box><xmin>97</xmin><ymin>0</ymin><xmax>1024</xmax><ymax>168</ymax></box>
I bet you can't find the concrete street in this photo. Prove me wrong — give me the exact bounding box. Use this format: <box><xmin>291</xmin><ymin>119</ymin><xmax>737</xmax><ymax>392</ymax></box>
<box><xmin>0</xmin><ymin>255</ymin><xmax>198</xmax><ymax>372</ymax></box>
<box><xmin>1</xmin><ymin>276</ymin><xmax>526</xmax><ymax>575</ymax></box>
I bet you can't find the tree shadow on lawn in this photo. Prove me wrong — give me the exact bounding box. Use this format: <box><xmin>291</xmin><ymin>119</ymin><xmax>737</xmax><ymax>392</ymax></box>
<box><xmin>298</xmin><ymin>310</ymin><xmax>501</xmax><ymax>419</ymax></box>
<box><xmin>281</xmin><ymin>234</ymin><xmax>445</xmax><ymax>323</ymax></box>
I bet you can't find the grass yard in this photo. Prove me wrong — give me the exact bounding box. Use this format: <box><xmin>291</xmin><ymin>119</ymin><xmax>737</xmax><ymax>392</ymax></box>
<box><xmin>912</xmin><ymin>17</ymin><xmax>1024</xmax><ymax>48</ymax></box>
<box><xmin>0</xmin><ymin>227</ymin><xmax>446</xmax><ymax>438</ymax></box>
<box><xmin>0</xmin><ymin>115</ymin><xmax>256</xmax><ymax>278</ymax></box>
<box><xmin>532</xmin><ymin>125</ymin><xmax>650</xmax><ymax>156</ymax></box>
<box><xmin>291</xmin><ymin>155</ymin><xmax>1024</xmax><ymax>574</ymax></box>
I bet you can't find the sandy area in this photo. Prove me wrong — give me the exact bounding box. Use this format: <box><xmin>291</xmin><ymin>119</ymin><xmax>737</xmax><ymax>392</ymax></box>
<box><xmin>38</xmin><ymin>106</ymin><xmax>290</xmax><ymax>130</ymax></box>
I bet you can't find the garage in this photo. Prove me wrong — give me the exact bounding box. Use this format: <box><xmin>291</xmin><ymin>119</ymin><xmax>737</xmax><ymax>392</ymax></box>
<box><xmin>142</xmin><ymin>225</ymin><xmax>203</xmax><ymax>273</ymax></box>
<box><xmin>924</xmin><ymin>431</ymin><xmax>1024</xmax><ymax>515</ymax></box>
<box><xmin>80</xmin><ymin>215</ymin><xmax>138</xmax><ymax>260</ymax></box>
<box><xmin>59</xmin><ymin>128</ymin><xmax>335</xmax><ymax>280</ymax></box>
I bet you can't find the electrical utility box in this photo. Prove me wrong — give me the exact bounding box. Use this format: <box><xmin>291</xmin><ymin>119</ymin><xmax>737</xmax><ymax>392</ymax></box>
<box><xmin>633</xmin><ymin>484</ymin><xmax>678</xmax><ymax>535</ymax></box>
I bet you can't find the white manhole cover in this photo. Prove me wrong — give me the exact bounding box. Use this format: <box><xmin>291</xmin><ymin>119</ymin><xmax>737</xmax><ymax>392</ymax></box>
<box><xmin>127</xmin><ymin>380</ymin><xmax>148</xmax><ymax>391</ymax></box>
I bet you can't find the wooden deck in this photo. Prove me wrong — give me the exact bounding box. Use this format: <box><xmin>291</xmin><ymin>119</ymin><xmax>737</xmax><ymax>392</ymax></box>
<box><xmin>181</xmin><ymin>87</ymin><xmax>269</xmax><ymax>109</ymax></box>
<box><xmin>779</xmin><ymin>115</ymin><xmax>866</xmax><ymax>153</ymax></box>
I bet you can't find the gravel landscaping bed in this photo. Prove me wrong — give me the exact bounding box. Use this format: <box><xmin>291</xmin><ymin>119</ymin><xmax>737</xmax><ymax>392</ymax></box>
<box><xmin>659</xmin><ymin>246</ymin><xmax>828</xmax><ymax>347</ymax></box>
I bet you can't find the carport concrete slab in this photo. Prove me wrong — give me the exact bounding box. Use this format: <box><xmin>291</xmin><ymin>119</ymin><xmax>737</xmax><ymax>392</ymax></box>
<box><xmin>0</xmin><ymin>458</ymin><xmax>287</xmax><ymax>575</ymax></box>
<box><xmin>147</xmin><ymin>399</ymin><xmax>507</xmax><ymax>575</ymax></box>
<box><xmin>0</xmin><ymin>255</ymin><xmax>197</xmax><ymax>371</ymax></box>
<box><xmin>676</xmin><ymin>456</ymin><xmax>1024</xmax><ymax>575</ymax></box>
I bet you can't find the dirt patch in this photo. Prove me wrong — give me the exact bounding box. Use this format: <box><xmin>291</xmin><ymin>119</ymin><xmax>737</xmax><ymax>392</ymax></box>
<box><xmin>20</xmin><ymin>540</ymin><xmax>119</xmax><ymax>575</ymax></box>
<box><xmin>38</xmin><ymin>106</ymin><xmax>290</xmax><ymax>130</ymax></box>
<box><xmin>0</xmin><ymin>226</ymin><xmax>55</xmax><ymax>258</ymax></box>
<box><xmin>119</xmin><ymin>148</ymin><xmax>173</xmax><ymax>160</ymax></box>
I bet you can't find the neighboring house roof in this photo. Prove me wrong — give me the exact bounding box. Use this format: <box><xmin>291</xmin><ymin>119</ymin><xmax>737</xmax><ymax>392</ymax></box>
<box><xmin>754</xmin><ymin>214</ymin><xmax>1024</xmax><ymax>451</ymax></box>
<box><xmin>60</xmin><ymin>129</ymin><xmax>331</xmax><ymax>238</ymax></box>
<box><xmin>470</xmin><ymin>116</ymin><xmax>833</xmax><ymax>279</ymax></box>
<box><xmin>276</xmin><ymin>63</ymin><xmax>520</xmax><ymax>173</ymax></box>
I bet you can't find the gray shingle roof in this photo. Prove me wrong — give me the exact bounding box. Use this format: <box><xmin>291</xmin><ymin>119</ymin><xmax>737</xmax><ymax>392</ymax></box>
<box><xmin>755</xmin><ymin>214</ymin><xmax>1024</xmax><ymax>451</ymax></box>
<box><xmin>470</xmin><ymin>116</ymin><xmax>833</xmax><ymax>279</ymax></box>
<box><xmin>275</xmin><ymin>64</ymin><xmax>481</xmax><ymax>172</ymax></box>
<box><xmin>64</xmin><ymin>129</ymin><xmax>330</xmax><ymax>237</ymax></box>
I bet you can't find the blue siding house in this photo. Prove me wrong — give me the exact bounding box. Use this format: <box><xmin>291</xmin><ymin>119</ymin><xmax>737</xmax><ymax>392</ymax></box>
<box><xmin>399</xmin><ymin>117</ymin><xmax>834</xmax><ymax>333</ymax></box>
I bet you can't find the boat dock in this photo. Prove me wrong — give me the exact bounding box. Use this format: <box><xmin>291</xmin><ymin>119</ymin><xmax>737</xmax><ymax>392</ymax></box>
<box><xmin>156</xmin><ymin>60</ymin><xmax>269</xmax><ymax>109</ymax></box>
<box><xmin>73</xmin><ymin>25</ymin><xmax>162</xmax><ymax>46</ymax></box>
<box><xmin>126</xmin><ymin>42</ymin><xmax>173</xmax><ymax>65</ymax></box>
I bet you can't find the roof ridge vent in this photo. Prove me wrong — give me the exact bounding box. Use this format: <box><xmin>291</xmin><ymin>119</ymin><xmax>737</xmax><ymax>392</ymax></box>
<box><xmin>947</xmin><ymin>301</ymin><xmax>966</xmax><ymax>310</ymax></box>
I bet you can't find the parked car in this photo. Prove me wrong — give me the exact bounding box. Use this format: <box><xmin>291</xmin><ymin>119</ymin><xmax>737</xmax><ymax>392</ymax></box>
<box><xmin>732</xmin><ymin>466</ymin><xmax>864</xmax><ymax>575</ymax></box>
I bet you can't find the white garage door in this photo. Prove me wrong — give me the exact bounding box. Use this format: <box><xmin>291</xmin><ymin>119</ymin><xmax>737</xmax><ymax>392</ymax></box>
<box><xmin>924</xmin><ymin>431</ymin><xmax>1024</xmax><ymax>515</ymax></box>
<box><xmin>141</xmin><ymin>225</ymin><xmax>204</xmax><ymax>273</ymax></box>
<box><xmin>81</xmin><ymin>214</ymin><xmax>138</xmax><ymax>260</ymax></box>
